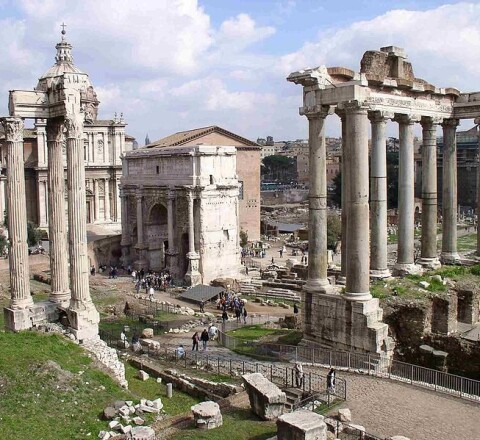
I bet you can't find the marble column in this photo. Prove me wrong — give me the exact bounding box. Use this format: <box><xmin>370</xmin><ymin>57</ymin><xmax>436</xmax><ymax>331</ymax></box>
<box><xmin>476</xmin><ymin>118</ymin><xmax>480</xmax><ymax>257</ymax></box>
<box><xmin>185</xmin><ymin>190</ymin><xmax>201</xmax><ymax>285</ymax></box>
<box><xmin>441</xmin><ymin>118</ymin><xmax>460</xmax><ymax>264</ymax></box>
<box><xmin>419</xmin><ymin>117</ymin><xmax>441</xmax><ymax>268</ymax></box>
<box><xmin>344</xmin><ymin>102</ymin><xmax>371</xmax><ymax>301</ymax></box>
<box><xmin>304</xmin><ymin>109</ymin><xmax>331</xmax><ymax>293</ymax></box>
<box><xmin>337</xmin><ymin>111</ymin><xmax>348</xmax><ymax>285</ymax></box>
<box><xmin>65</xmin><ymin>112</ymin><xmax>99</xmax><ymax>340</ymax></box>
<box><xmin>46</xmin><ymin>119</ymin><xmax>70</xmax><ymax>304</ymax></box>
<box><xmin>2</xmin><ymin>117</ymin><xmax>34</xmax><ymax>317</ymax></box>
<box><xmin>94</xmin><ymin>179</ymin><xmax>100</xmax><ymax>222</ymax></box>
<box><xmin>394</xmin><ymin>114</ymin><xmax>421</xmax><ymax>274</ymax></box>
<box><xmin>369</xmin><ymin>111</ymin><xmax>392</xmax><ymax>278</ymax></box>
<box><xmin>104</xmin><ymin>178</ymin><xmax>111</xmax><ymax>222</ymax></box>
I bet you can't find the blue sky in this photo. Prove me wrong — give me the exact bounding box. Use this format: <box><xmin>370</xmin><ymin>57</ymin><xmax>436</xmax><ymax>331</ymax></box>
<box><xmin>0</xmin><ymin>1</ymin><xmax>478</xmax><ymax>143</ymax></box>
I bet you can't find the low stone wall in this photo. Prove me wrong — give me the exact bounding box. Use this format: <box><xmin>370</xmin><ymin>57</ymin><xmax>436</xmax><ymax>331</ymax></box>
<box><xmin>129</xmin><ymin>358</ymin><xmax>241</xmax><ymax>400</ymax></box>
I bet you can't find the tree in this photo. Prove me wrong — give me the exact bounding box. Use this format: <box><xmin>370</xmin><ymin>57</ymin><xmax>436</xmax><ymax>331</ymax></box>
<box><xmin>261</xmin><ymin>155</ymin><xmax>297</xmax><ymax>183</ymax></box>
<box><xmin>327</xmin><ymin>213</ymin><xmax>342</xmax><ymax>250</ymax></box>
<box><xmin>239</xmin><ymin>229</ymin><xmax>249</xmax><ymax>248</ymax></box>
<box><xmin>0</xmin><ymin>233</ymin><xmax>7</xmax><ymax>256</ymax></box>
<box><xmin>331</xmin><ymin>172</ymin><xmax>342</xmax><ymax>207</ymax></box>
<box><xmin>27</xmin><ymin>222</ymin><xmax>41</xmax><ymax>247</ymax></box>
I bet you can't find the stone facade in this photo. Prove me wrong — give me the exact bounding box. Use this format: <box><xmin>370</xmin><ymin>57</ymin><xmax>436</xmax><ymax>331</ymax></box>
<box><xmin>121</xmin><ymin>145</ymin><xmax>240</xmax><ymax>285</ymax></box>
<box><xmin>0</xmin><ymin>43</ymin><xmax>136</xmax><ymax>231</ymax></box>
<box><xmin>144</xmin><ymin>126</ymin><xmax>261</xmax><ymax>241</ymax></box>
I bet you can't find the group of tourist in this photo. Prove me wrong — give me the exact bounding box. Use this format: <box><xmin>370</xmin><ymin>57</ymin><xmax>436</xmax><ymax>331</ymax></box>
<box><xmin>132</xmin><ymin>269</ymin><xmax>173</xmax><ymax>295</ymax></box>
<box><xmin>217</xmin><ymin>292</ymin><xmax>248</xmax><ymax>324</ymax></box>
<box><xmin>294</xmin><ymin>363</ymin><xmax>336</xmax><ymax>393</ymax></box>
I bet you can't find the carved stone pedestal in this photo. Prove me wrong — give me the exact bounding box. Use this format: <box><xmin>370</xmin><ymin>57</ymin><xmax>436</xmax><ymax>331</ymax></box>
<box><xmin>133</xmin><ymin>245</ymin><xmax>148</xmax><ymax>271</ymax></box>
<box><xmin>67</xmin><ymin>303</ymin><xmax>100</xmax><ymax>341</ymax></box>
<box><xmin>393</xmin><ymin>263</ymin><xmax>423</xmax><ymax>277</ymax></box>
<box><xmin>4</xmin><ymin>301</ymin><xmax>61</xmax><ymax>332</ymax></box>
<box><xmin>185</xmin><ymin>251</ymin><xmax>202</xmax><ymax>286</ymax></box>
<box><xmin>4</xmin><ymin>307</ymin><xmax>32</xmax><ymax>331</ymax></box>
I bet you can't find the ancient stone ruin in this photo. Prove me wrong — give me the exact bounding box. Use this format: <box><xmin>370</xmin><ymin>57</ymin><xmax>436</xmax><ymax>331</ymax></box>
<box><xmin>287</xmin><ymin>46</ymin><xmax>480</xmax><ymax>355</ymax></box>
<box><xmin>242</xmin><ymin>372</ymin><xmax>286</xmax><ymax>420</ymax></box>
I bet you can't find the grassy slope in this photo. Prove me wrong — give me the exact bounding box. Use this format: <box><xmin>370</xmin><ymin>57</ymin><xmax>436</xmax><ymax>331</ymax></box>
<box><xmin>0</xmin><ymin>332</ymin><xmax>199</xmax><ymax>440</ymax></box>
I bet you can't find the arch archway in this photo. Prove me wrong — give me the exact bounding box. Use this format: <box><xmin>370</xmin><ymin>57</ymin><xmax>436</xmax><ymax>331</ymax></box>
<box><xmin>147</xmin><ymin>203</ymin><xmax>168</xmax><ymax>270</ymax></box>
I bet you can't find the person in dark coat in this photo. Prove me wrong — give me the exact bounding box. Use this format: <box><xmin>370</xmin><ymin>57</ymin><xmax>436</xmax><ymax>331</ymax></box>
<box><xmin>200</xmin><ymin>328</ymin><xmax>210</xmax><ymax>350</ymax></box>
<box><xmin>327</xmin><ymin>368</ymin><xmax>336</xmax><ymax>393</ymax></box>
<box><xmin>192</xmin><ymin>331</ymin><xmax>199</xmax><ymax>351</ymax></box>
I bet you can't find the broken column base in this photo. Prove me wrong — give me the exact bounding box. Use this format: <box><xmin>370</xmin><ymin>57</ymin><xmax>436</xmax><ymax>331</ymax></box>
<box><xmin>301</xmin><ymin>292</ymin><xmax>394</xmax><ymax>356</ymax></box>
<box><xmin>4</xmin><ymin>300</ymin><xmax>61</xmax><ymax>332</ymax></box>
<box><xmin>185</xmin><ymin>251</ymin><xmax>202</xmax><ymax>286</ymax></box>
<box><xmin>66</xmin><ymin>302</ymin><xmax>100</xmax><ymax>341</ymax></box>
<box><xmin>369</xmin><ymin>268</ymin><xmax>392</xmax><ymax>279</ymax></box>
<box><xmin>440</xmin><ymin>252</ymin><xmax>461</xmax><ymax>265</ymax></box>
<box><xmin>418</xmin><ymin>257</ymin><xmax>441</xmax><ymax>270</ymax></box>
<box><xmin>392</xmin><ymin>262</ymin><xmax>422</xmax><ymax>276</ymax></box>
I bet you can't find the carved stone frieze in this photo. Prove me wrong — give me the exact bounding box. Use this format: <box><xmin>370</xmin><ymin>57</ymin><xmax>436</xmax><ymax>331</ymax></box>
<box><xmin>2</xmin><ymin>117</ymin><xmax>24</xmax><ymax>142</ymax></box>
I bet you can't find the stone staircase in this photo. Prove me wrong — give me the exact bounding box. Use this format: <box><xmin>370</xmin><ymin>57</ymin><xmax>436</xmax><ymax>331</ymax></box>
<box><xmin>283</xmin><ymin>387</ymin><xmax>304</xmax><ymax>410</ymax></box>
<box><xmin>265</xmin><ymin>287</ymin><xmax>301</xmax><ymax>302</ymax></box>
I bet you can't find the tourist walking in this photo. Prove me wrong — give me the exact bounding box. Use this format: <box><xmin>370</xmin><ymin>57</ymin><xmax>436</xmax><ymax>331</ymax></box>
<box><xmin>200</xmin><ymin>328</ymin><xmax>209</xmax><ymax>350</ymax></box>
<box><xmin>208</xmin><ymin>324</ymin><xmax>218</xmax><ymax>341</ymax></box>
<box><xmin>199</xmin><ymin>300</ymin><xmax>205</xmax><ymax>313</ymax></box>
<box><xmin>242</xmin><ymin>307</ymin><xmax>248</xmax><ymax>324</ymax></box>
<box><xmin>222</xmin><ymin>310</ymin><xmax>228</xmax><ymax>324</ymax></box>
<box><xmin>294</xmin><ymin>362</ymin><xmax>304</xmax><ymax>388</ymax></box>
<box><xmin>327</xmin><ymin>368</ymin><xmax>336</xmax><ymax>394</ymax></box>
<box><xmin>191</xmin><ymin>331</ymin><xmax>199</xmax><ymax>351</ymax></box>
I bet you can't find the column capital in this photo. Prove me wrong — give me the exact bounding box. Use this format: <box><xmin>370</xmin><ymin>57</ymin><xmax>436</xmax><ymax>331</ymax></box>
<box><xmin>46</xmin><ymin>119</ymin><xmax>65</xmax><ymax>143</ymax></box>
<box><xmin>393</xmin><ymin>113</ymin><xmax>421</xmax><ymax>125</ymax></box>
<box><xmin>64</xmin><ymin>112</ymin><xmax>84</xmax><ymax>139</ymax></box>
<box><xmin>168</xmin><ymin>189</ymin><xmax>176</xmax><ymax>200</ymax></box>
<box><xmin>338</xmin><ymin>100</ymin><xmax>369</xmax><ymax>114</ymax></box>
<box><xmin>420</xmin><ymin>116</ymin><xmax>443</xmax><ymax>128</ymax></box>
<box><xmin>1</xmin><ymin>117</ymin><xmax>24</xmax><ymax>142</ymax></box>
<box><xmin>368</xmin><ymin>110</ymin><xmax>394</xmax><ymax>123</ymax></box>
<box><xmin>135</xmin><ymin>193</ymin><xmax>143</xmax><ymax>201</ymax></box>
<box><xmin>186</xmin><ymin>189</ymin><xmax>195</xmax><ymax>202</ymax></box>
<box><xmin>303</xmin><ymin>105</ymin><xmax>334</xmax><ymax>120</ymax></box>
<box><xmin>441</xmin><ymin>118</ymin><xmax>460</xmax><ymax>128</ymax></box>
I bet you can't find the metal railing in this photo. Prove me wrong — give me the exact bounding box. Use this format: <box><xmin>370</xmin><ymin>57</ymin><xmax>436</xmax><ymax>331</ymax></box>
<box><xmin>217</xmin><ymin>330</ymin><xmax>480</xmax><ymax>402</ymax></box>
<box><xmin>99</xmin><ymin>329</ymin><xmax>346</xmax><ymax>407</ymax></box>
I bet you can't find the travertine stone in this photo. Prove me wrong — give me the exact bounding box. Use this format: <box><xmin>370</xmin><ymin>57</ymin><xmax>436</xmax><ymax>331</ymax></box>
<box><xmin>441</xmin><ymin>119</ymin><xmax>460</xmax><ymax>264</ymax></box>
<box><xmin>344</xmin><ymin>102</ymin><xmax>371</xmax><ymax>301</ymax></box>
<box><xmin>304</xmin><ymin>109</ymin><xmax>331</xmax><ymax>293</ymax></box>
<box><xmin>2</xmin><ymin>118</ymin><xmax>34</xmax><ymax>316</ymax></box>
<box><xmin>419</xmin><ymin>117</ymin><xmax>441</xmax><ymax>269</ymax></box>
<box><xmin>338</xmin><ymin>111</ymin><xmax>348</xmax><ymax>285</ymax></box>
<box><xmin>46</xmin><ymin>118</ymin><xmax>70</xmax><ymax>304</ymax></box>
<box><xmin>242</xmin><ymin>373</ymin><xmax>286</xmax><ymax>420</ymax></box>
<box><xmin>277</xmin><ymin>410</ymin><xmax>327</xmax><ymax>440</ymax></box>
<box><xmin>65</xmin><ymin>111</ymin><xmax>99</xmax><ymax>340</ymax></box>
<box><xmin>185</xmin><ymin>190</ymin><xmax>201</xmax><ymax>286</ymax></box>
<box><xmin>476</xmin><ymin>116</ymin><xmax>480</xmax><ymax>257</ymax></box>
<box><xmin>369</xmin><ymin>111</ymin><xmax>392</xmax><ymax>278</ymax></box>
<box><xmin>191</xmin><ymin>401</ymin><xmax>223</xmax><ymax>429</ymax></box>
<box><xmin>394</xmin><ymin>114</ymin><xmax>421</xmax><ymax>275</ymax></box>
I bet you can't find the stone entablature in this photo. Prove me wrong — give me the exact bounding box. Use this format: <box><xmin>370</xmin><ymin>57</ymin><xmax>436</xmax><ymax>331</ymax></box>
<box><xmin>121</xmin><ymin>145</ymin><xmax>240</xmax><ymax>285</ymax></box>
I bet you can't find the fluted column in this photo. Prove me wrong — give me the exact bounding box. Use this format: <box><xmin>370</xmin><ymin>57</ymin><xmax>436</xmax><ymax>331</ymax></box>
<box><xmin>94</xmin><ymin>179</ymin><xmax>100</xmax><ymax>222</ymax></box>
<box><xmin>304</xmin><ymin>108</ymin><xmax>331</xmax><ymax>293</ymax></box>
<box><xmin>46</xmin><ymin>119</ymin><xmax>70</xmax><ymax>304</ymax></box>
<box><xmin>2</xmin><ymin>117</ymin><xmax>33</xmax><ymax>310</ymax></box>
<box><xmin>476</xmin><ymin>118</ymin><xmax>480</xmax><ymax>257</ymax></box>
<box><xmin>419</xmin><ymin>117</ymin><xmax>441</xmax><ymax>268</ymax></box>
<box><xmin>187</xmin><ymin>191</ymin><xmax>195</xmax><ymax>253</ymax></box>
<box><xmin>441</xmin><ymin>118</ymin><xmax>460</xmax><ymax>264</ymax></box>
<box><xmin>104</xmin><ymin>178</ymin><xmax>111</xmax><ymax>222</ymax></box>
<box><xmin>136</xmin><ymin>192</ymin><xmax>144</xmax><ymax>246</ymax></box>
<box><xmin>65</xmin><ymin>111</ymin><xmax>99</xmax><ymax>340</ymax></box>
<box><xmin>369</xmin><ymin>111</ymin><xmax>392</xmax><ymax>278</ymax></box>
<box><xmin>344</xmin><ymin>102</ymin><xmax>371</xmax><ymax>301</ymax></box>
<box><xmin>394</xmin><ymin>114</ymin><xmax>421</xmax><ymax>274</ymax></box>
<box><xmin>337</xmin><ymin>111</ymin><xmax>348</xmax><ymax>285</ymax></box>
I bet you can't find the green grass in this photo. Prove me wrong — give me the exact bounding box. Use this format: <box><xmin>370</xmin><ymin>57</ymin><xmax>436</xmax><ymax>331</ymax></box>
<box><xmin>169</xmin><ymin>408</ymin><xmax>276</xmax><ymax>440</ymax></box>
<box><xmin>227</xmin><ymin>325</ymin><xmax>290</xmax><ymax>341</ymax></box>
<box><xmin>456</xmin><ymin>233</ymin><xmax>477</xmax><ymax>252</ymax></box>
<box><xmin>277</xmin><ymin>330</ymin><xmax>303</xmax><ymax>346</ymax></box>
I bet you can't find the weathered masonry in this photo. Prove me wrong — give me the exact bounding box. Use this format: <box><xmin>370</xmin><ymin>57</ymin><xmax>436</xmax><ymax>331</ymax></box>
<box><xmin>2</xmin><ymin>30</ymin><xmax>101</xmax><ymax>338</ymax></box>
<box><xmin>287</xmin><ymin>46</ymin><xmax>480</xmax><ymax>355</ymax></box>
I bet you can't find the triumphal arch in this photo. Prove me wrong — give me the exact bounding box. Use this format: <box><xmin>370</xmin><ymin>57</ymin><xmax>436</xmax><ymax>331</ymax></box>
<box><xmin>288</xmin><ymin>46</ymin><xmax>480</xmax><ymax>354</ymax></box>
<box><xmin>2</xmin><ymin>29</ymin><xmax>99</xmax><ymax>339</ymax></box>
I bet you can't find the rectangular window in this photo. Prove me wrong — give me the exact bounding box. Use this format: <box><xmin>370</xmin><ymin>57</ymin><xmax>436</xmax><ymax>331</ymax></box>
<box><xmin>238</xmin><ymin>180</ymin><xmax>244</xmax><ymax>200</ymax></box>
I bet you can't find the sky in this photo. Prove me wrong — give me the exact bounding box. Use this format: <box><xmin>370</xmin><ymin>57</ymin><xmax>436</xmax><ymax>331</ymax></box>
<box><xmin>0</xmin><ymin>0</ymin><xmax>478</xmax><ymax>144</ymax></box>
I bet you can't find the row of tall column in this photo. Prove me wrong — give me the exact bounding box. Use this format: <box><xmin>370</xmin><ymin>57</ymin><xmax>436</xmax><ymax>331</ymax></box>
<box><xmin>305</xmin><ymin>102</ymin><xmax>461</xmax><ymax>300</ymax></box>
<box><xmin>2</xmin><ymin>115</ymin><xmax>99</xmax><ymax>338</ymax></box>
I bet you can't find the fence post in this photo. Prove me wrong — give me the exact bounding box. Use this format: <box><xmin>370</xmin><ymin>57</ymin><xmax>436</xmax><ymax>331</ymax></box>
<box><xmin>309</xmin><ymin>372</ymin><xmax>312</xmax><ymax>393</ymax></box>
<box><xmin>367</xmin><ymin>354</ymin><xmax>370</xmax><ymax>375</ymax></box>
<box><xmin>435</xmin><ymin>370</ymin><xmax>438</xmax><ymax>392</ymax></box>
<box><xmin>411</xmin><ymin>364</ymin><xmax>414</xmax><ymax>384</ymax></box>
<box><xmin>242</xmin><ymin>361</ymin><xmax>245</xmax><ymax>375</ymax></box>
<box><xmin>270</xmin><ymin>365</ymin><xmax>273</xmax><ymax>382</ymax></box>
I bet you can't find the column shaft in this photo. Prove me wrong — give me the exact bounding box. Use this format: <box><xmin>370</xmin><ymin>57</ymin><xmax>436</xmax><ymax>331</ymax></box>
<box><xmin>476</xmin><ymin>118</ymin><xmax>480</xmax><ymax>256</ymax></box>
<box><xmin>339</xmin><ymin>112</ymin><xmax>348</xmax><ymax>284</ymax></box>
<box><xmin>120</xmin><ymin>190</ymin><xmax>130</xmax><ymax>265</ymax></box>
<box><xmin>395</xmin><ymin>115</ymin><xmax>420</xmax><ymax>273</ymax></box>
<box><xmin>420</xmin><ymin>118</ymin><xmax>441</xmax><ymax>267</ymax></box>
<box><xmin>47</xmin><ymin>119</ymin><xmax>70</xmax><ymax>303</ymax></box>
<box><xmin>94</xmin><ymin>179</ymin><xmax>100</xmax><ymax>222</ymax></box>
<box><xmin>441</xmin><ymin>119</ymin><xmax>460</xmax><ymax>263</ymax></box>
<box><xmin>369</xmin><ymin>112</ymin><xmax>391</xmax><ymax>277</ymax></box>
<box><xmin>305</xmin><ymin>111</ymin><xmax>330</xmax><ymax>292</ymax></box>
<box><xmin>2</xmin><ymin>118</ymin><xmax>33</xmax><ymax>309</ymax></box>
<box><xmin>187</xmin><ymin>192</ymin><xmax>195</xmax><ymax>253</ymax></box>
<box><xmin>104</xmin><ymin>178</ymin><xmax>111</xmax><ymax>222</ymax></box>
<box><xmin>167</xmin><ymin>191</ymin><xmax>175</xmax><ymax>252</ymax></box>
<box><xmin>65</xmin><ymin>114</ymin><xmax>94</xmax><ymax>307</ymax></box>
<box><xmin>344</xmin><ymin>104</ymin><xmax>371</xmax><ymax>300</ymax></box>
<box><xmin>136</xmin><ymin>194</ymin><xmax>144</xmax><ymax>246</ymax></box>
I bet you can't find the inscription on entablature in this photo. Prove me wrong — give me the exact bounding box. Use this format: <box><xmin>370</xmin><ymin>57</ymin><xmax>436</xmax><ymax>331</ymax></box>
<box><xmin>367</xmin><ymin>95</ymin><xmax>453</xmax><ymax>114</ymax></box>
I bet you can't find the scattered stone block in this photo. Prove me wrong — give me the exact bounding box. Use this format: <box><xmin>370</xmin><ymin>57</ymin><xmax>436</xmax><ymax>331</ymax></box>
<box><xmin>119</xmin><ymin>405</ymin><xmax>131</xmax><ymax>417</ymax></box>
<box><xmin>141</xmin><ymin>328</ymin><xmax>154</xmax><ymax>338</ymax></box>
<box><xmin>343</xmin><ymin>423</ymin><xmax>365</xmax><ymax>435</ymax></box>
<box><xmin>277</xmin><ymin>410</ymin><xmax>327</xmax><ymax>440</ymax></box>
<box><xmin>103</xmin><ymin>407</ymin><xmax>116</xmax><ymax>420</ymax></box>
<box><xmin>156</xmin><ymin>377</ymin><xmax>162</xmax><ymax>383</ymax></box>
<box><xmin>390</xmin><ymin>437</ymin><xmax>410</xmax><ymax>440</ymax></box>
<box><xmin>151</xmin><ymin>398</ymin><xmax>163</xmax><ymax>410</ymax></box>
<box><xmin>127</xmin><ymin>426</ymin><xmax>156</xmax><ymax>440</ymax></box>
<box><xmin>114</xmin><ymin>400</ymin><xmax>126</xmax><ymax>410</ymax></box>
<box><xmin>191</xmin><ymin>401</ymin><xmax>223</xmax><ymax>429</ymax></box>
<box><xmin>121</xmin><ymin>425</ymin><xmax>132</xmax><ymax>434</ymax></box>
<box><xmin>419</xmin><ymin>281</ymin><xmax>430</xmax><ymax>289</ymax></box>
<box><xmin>132</xmin><ymin>417</ymin><xmax>145</xmax><ymax>426</ymax></box>
<box><xmin>242</xmin><ymin>373</ymin><xmax>286</xmax><ymax>420</ymax></box>
<box><xmin>108</xmin><ymin>421</ymin><xmax>120</xmax><ymax>430</ymax></box>
<box><xmin>337</xmin><ymin>408</ymin><xmax>352</xmax><ymax>423</ymax></box>
<box><xmin>138</xmin><ymin>370</ymin><xmax>149</xmax><ymax>381</ymax></box>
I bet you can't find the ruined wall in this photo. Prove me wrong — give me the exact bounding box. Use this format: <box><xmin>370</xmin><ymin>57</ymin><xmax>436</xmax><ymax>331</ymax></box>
<box><xmin>87</xmin><ymin>234</ymin><xmax>122</xmax><ymax>268</ymax></box>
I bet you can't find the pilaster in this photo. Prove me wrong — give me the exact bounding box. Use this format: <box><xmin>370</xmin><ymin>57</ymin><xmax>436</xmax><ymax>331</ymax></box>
<box><xmin>337</xmin><ymin>110</ymin><xmax>348</xmax><ymax>285</ymax></box>
<box><xmin>185</xmin><ymin>190</ymin><xmax>201</xmax><ymax>286</ymax></box>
